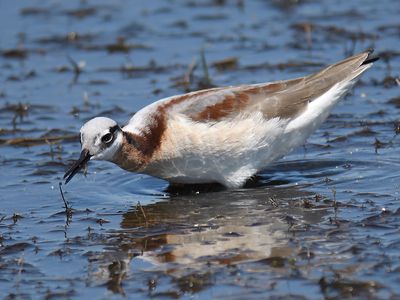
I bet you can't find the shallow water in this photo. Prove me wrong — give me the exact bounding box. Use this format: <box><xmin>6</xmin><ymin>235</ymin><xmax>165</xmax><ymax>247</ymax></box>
<box><xmin>1</xmin><ymin>0</ymin><xmax>400</xmax><ymax>299</ymax></box>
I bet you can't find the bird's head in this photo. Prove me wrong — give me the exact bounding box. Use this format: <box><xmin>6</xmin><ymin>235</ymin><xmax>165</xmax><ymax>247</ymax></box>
<box><xmin>64</xmin><ymin>117</ymin><xmax>123</xmax><ymax>184</ymax></box>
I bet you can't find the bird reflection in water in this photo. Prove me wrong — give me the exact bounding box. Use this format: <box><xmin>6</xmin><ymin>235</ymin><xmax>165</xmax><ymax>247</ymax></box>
<box><xmin>85</xmin><ymin>184</ymin><xmax>328</xmax><ymax>295</ymax></box>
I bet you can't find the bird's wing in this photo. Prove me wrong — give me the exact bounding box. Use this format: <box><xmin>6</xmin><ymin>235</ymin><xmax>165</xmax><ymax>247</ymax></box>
<box><xmin>157</xmin><ymin>49</ymin><xmax>375</xmax><ymax>122</ymax></box>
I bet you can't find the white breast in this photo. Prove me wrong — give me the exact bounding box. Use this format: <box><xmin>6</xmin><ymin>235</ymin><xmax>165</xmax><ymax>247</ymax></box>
<box><xmin>143</xmin><ymin>112</ymin><xmax>288</xmax><ymax>187</ymax></box>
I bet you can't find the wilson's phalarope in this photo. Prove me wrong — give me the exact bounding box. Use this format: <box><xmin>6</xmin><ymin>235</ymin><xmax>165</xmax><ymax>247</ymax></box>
<box><xmin>64</xmin><ymin>50</ymin><xmax>378</xmax><ymax>188</ymax></box>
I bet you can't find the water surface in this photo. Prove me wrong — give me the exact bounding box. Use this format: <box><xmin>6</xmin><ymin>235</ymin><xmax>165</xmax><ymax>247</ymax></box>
<box><xmin>1</xmin><ymin>0</ymin><xmax>400</xmax><ymax>299</ymax></box>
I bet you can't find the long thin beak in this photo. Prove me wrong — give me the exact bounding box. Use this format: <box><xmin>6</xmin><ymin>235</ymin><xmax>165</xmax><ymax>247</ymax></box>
<box><xmin>64</xmin><ymin>149</ymin><xmax>92</xmax><ymax>184</ymax></box>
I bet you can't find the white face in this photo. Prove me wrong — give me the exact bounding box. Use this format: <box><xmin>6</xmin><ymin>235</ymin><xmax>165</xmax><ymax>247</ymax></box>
<box><xmin>80</xmin><ymin>117</ymin><xmax>122</xmax><ymax>161</ymax></box>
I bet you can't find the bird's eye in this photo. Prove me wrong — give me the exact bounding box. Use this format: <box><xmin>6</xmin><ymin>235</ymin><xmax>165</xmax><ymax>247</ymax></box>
<box><xmin>101</xmin><ymin>133</ymin><xmax>113</xmax><ymax>144</ymax></box>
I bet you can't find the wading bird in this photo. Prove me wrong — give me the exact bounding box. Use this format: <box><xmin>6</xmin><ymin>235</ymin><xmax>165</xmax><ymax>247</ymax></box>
<box><xmin>64</xmin><ymin>50</ymin><xmax>378</xmax><ymax>188</ymax></box>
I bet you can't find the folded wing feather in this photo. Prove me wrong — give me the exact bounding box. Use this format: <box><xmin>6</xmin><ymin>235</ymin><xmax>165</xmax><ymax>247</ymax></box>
<box><xmin>159</xmin><ymin>50</ymin><xmax>372</xmax><ymax>122</ymax></box>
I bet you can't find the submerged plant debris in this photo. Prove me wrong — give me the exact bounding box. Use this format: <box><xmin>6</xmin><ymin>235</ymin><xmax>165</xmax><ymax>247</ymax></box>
<box><xmin>0</xmin><ymin>0</ymin><xmax>399</xmax><ymax>299</ymax></box>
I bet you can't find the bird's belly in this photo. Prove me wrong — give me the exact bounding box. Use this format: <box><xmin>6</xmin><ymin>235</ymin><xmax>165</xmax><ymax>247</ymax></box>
<box><xmin>145</xmin><ymin>155</ymin><xmax>262</xmax><ymax>187</ymax></box>
<box><xmin>145</xmin><ymin>131</ymin><xmax>292</xmax><ymax>188</ymax></box>
<box><xmin>142</xmin><ymin>108</ymin><xmax>330</xmax><ymax>188</ymax></box>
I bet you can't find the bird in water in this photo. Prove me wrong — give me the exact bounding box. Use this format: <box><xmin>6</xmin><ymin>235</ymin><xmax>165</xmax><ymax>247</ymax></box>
<box><xmin>64</xmin><ymin>50</ymin><xmax>378</xmax><ymax>188</ymax></box>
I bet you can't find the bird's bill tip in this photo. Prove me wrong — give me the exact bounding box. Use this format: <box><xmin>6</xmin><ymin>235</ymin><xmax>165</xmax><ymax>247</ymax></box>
<box><xmin>63</xmin><ymin>149</ymin><xmax>92</xmax><ymax>184</ymax></box>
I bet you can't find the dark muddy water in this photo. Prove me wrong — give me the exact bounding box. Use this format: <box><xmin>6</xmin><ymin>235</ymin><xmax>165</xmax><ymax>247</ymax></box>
<box><xmin>1</xmin><ymin>0</ymin><xmax>400</xmax><ymax>299</ymax></box>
